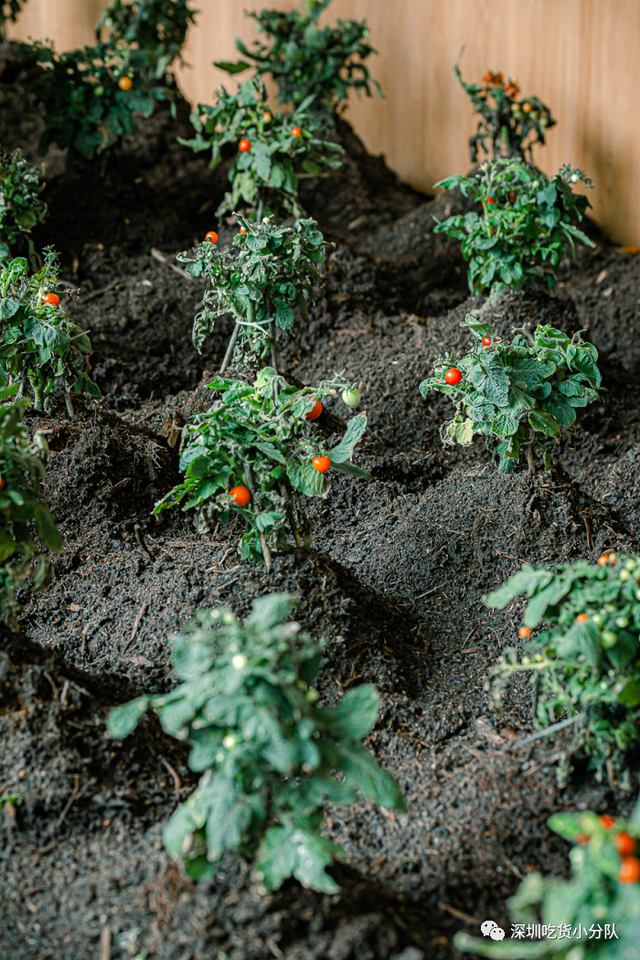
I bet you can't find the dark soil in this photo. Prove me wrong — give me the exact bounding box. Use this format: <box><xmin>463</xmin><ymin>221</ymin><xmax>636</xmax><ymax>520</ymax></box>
<box><xmin>2</xmin><ymin>85</ymin><xmax>640</xmax><ymax>960</ymax></box>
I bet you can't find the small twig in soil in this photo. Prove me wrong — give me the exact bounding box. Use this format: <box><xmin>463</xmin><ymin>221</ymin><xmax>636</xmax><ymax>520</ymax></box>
<box><xmin>161</xmin><ymin>758</ymin><xmax>182</xmax><ymax>796</ymax></box>
<box><xmin>99</xmin><ymin>924</ymin><xmax>112</xmax><ymax>960</ymax></box>
<box><xmin>150</xmin><ymin>247</ymin><xmax>196</xmax><ymax>282</ymax></box>
<box><xmin>510</xmin><ymin>713</ymin><xmax>583</xmax><ymax>748</ymax></box>
<box><xmin>52</xmin><ymin>775</ymin><xmax>87</xmax><ymax>833</ymax></box>
<box><xmin>134</xmin><ymin>523</ymin><xmax>156</xmax><ymax>559</ymax></box>
<box><xmin>80</xmin><ymin>277</ymin><xmax>125</xmax><ymax>301</ymax></box>
<box><xmin>583</xmin><ymin>515</ymin><xmax>593</xmax><ymax>549</ymax></box>
<box><xmin>437</xmin><ymin>901</ymin><xmax>483</xmax><ymax>925</ymax></box>
<box><xmin>280</xmin><ymin>482</ymin><xmax>302</xmax><ymax>547</ymax></box>
<box><xmin>123</xmin><ymin>602</ymin><xmax>148</xmax><ymax>654</ymax></box>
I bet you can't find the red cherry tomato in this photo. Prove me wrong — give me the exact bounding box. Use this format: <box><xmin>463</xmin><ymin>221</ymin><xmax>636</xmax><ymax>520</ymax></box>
<box><xmin>508</xmin><ymin>191</ymin><xmax>518</xmax><ymax>204</ymax></box>
<box><xmin>599</xmin><ymin>815</ymin><xmax>617</xmax><ymax>829</ymax></box>
<box><xmin>312</xmin><ymin>456</ymin><xmax>331</xmax><ymax>473</ymax></box>
<box><xmin>239</xmin><ymin>227</ymin><xmax>248</xmax><ymax>234</ymax></box>
<box><xmin>518</xmin><ymin>626</ymin><xmax>531</xmax><ymax>638</ymax></box>
<box><xmin>43</xmin><ymin>293</ymin><xmax>60</xmax><ymax>307</ymax></box>
<box><xmin>485</xmin><ymin>196</ymin><xmax>497</xmax><ymax>204</ymax></box>
<box><xmin>615</xmin><ymin>832</ymin><xmax>637</xmax><ymax>856</ymax></box>
<box><xmin>205</xmin><ymin>231</ymin><xmax>218</xmax><ymax>243</ymax></box>
<box><xmin>238</xmin><ymin>139</ymin><xmax>251</xmax><ymax>152</ymax></box>
<box><xmin>0</xmin><ymin>476</ymin><xmax>4</xmax><ymax>491</ymax></box>
<box><xmin>291</xmin><ymin>127</ymin><xmax>302</xmax><ymax>137</ymax></box>
<box><xmin>229</xmin><ymin>485</ymin><xmax>251</xmax><ymax>507</ymax></box>
<box><xmin>619</xmin><ymin>857</ymin><xmax>640</xmax><ymax>884</ymax></box>
<box><xmin>444</xmin><ymin>368</ymin><xmax>463</xmax><ymax>386</ymax></box>
<box><xmin>482</xmin><ymin>336</ymin><xmax>493</xmax><ymax>347</ymax></box>
<box><xmin>305</xmin><ymin>400</ymin><xmax>323</xmax><ymax>421</ymax></box>
<box><xmin>118</xmin><ymin>77</ymin><xmax>132</xmax><ymax>91</ymax></box>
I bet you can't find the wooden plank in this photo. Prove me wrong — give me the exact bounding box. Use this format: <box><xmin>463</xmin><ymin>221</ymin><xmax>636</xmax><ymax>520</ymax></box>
<box><xmin>8</xmin><ymin>0</ymin><xmax>640</xmax><ymax>244</ymax></box>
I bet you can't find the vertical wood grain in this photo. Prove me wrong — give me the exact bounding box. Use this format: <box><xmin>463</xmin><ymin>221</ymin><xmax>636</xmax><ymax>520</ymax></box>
<box><xmin>8</xmin><ymin>0</ymin><xmax>640</xmax><ymax>244</ymax></box>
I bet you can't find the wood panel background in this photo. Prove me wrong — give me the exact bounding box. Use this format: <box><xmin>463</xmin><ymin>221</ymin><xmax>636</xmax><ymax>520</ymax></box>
<box><xmin>9</xmin><ymin>0</ymin><xmax>640</xmax><ymax>244</ymax></box>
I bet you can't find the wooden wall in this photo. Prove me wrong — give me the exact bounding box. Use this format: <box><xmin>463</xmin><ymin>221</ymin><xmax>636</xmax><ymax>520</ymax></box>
<box><xmin>9</xmin><ymin>0</ymin><xmax>640</xmax><ymax>244</ymax></box>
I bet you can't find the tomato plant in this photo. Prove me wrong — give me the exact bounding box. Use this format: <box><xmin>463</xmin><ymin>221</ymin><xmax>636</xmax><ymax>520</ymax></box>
<box><xmin>179</xmin><ymin>78</ymin><xmax>343</xmax><ymax>220</ymax></box>
<box><xmin>486</xmin><ymin>553</ymin><xmax>640</xmax><ymax>779</ymax></box>
<box><xmin>108</xmin><ymin>593</ymin><xmax>405</xmax><ymax>892</ymax></box>
<box><xmin>214</xmin><ymin>0</ymin><xmax>382</xmax><ymax>118</ymax></box>
<box><xmin>455</xmin><ymin>55</ymin><xmax>556</xmax><ymax>163</ymax></box>
<box><xmin>0</xmin><ymin>149</ymin><xmax>47</xmax><ymax>268</ymax></box>
<box><xmin>419</xmin><ymin>316</ymin><xmax>601</xmax><ymax>473</ymax></box>
<box><xmin>154</xmin><ymin>368</ymin><xmax>368</xmax><ymax>566</ymax></box>
<box><xmin>0</xmin><ymin>250</ymin><xmax>99</xmax><ymax>414</ymax></box>
<box><xmin>96</xmin><ymin>0</ymin><xmax>196</xmax><ymax>80</ymax></box>
<box><xmin>456</xmin><ymin>809</ymin><xmax>640</xmax><ymax>958</ymax></box>
<box><xmin>0</xmin><ymin>384</ymin><xmax>63</xmax><ymax>628</ymax></box>
<box><xmin>179</xmin><ymin>214</ymin><xmax>329</xmax><ymax>371</ymax></box>
<box><xmin>434</xmin><ymin>159</ymin><xmax>595</xmax><ymax>297</ymax></box>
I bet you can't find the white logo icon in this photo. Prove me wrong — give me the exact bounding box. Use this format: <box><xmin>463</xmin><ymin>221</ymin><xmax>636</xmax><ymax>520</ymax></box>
<box><xmin>481</xmin><ymin>920</ymin><xmax>506</xmax><ymax>941</ymax></box>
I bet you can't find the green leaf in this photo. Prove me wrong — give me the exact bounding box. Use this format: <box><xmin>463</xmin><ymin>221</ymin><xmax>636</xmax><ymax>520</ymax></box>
<box><xmin>107</xmin><ymin>696</ymin><xmax>150</xmax><ymax>739</ymax></box>
<box><xmin>246</xmin><ymin>593</ymin><xmax>295</xmax><ymax>630</ymax></box>
<box><xmin>329</xmin><ymin>414</ymin><xmax>367</xmax><ymax>463</ymax></box>
<box><xmin>455</xmin><ymin>417</ymin><xmax>474</xmax><ymax>444</ymax></box>
<box><xmin>257</xmin><ymin>825</ymin><xmax>340</xmax><ymax>893</ymax></box>
<box><xmin>287</xmin><ymin>459</ymin><xmax>327</xmax><ymax>497</ymax></box>
<box><xmin>330</xmin><ymin>684</ymin><xmax>380</xmax><ymax>738</ymax></box>
<box><xmin>485</xmin><ymin>566</ymin><xmax>553</xmax><ymax>609</ymax></box>
<box><xmin>336</xmin><ymin>741</ymin><xmax>406</xmax><ymax>811</ymax></box>
<box><xmin>482</xmin><ymin>365</ymin><xmax>510</xmax><ymax>406</ymax></box>
<box><xmin>619</xmin><ymin>679</ymin><xmax>640</xmax><ymax>707</ymax></box>
<box><xmin>528</xmin><ymin>410</ymin><xmax>560</xmax><ymax>437</ymax></box>
<box><xmin>33</xmin><ymin>502</ymin><xmax>63</xmax><ymax>553</ymax></box>
<box><xmin>213</xmin><ymin>59</ymin><xmax>252</xmax><ymax>75</ymax></box>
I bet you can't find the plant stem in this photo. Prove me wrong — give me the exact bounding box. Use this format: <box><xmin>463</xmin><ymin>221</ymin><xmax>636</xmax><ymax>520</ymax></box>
<box><xmin>256</xmin><ymin>199</ymin><xmax>264</xmax><ymax>224</ymax></box>
<box><xmin>241</xmin><ymin>457</ymin><xmax>271</xmax><ymax>570</ymax></box>
<box><xmin>526</xmin><ymin>444</ymin><xmax>536</xmax><ymax>473</ymax></box>
<box><xmin>265</xmin><ymin>289</ymin><xmax>278</xmax><ymax>373</ymax></box>
<box><xmin>280</xmin><ymin>482</ymin><xmax>302</xmax><ymax>548</ymax></box>
<box><xmin>219</xmin><ymin>323</ymin><xmax>239</xmax><ymax>375</ymax></box>
<box><xmin>64</xmin><ymin>391</ymin><xmax>75</xmax><ymax>419</ymax></box>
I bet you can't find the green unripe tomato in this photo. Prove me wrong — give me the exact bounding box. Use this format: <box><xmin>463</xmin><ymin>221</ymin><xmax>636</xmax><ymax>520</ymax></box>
<box><xmin>522</xmin><ymin>656</ymin><xmax>531</xmax><ymax>665</ymax></box>
<box><xmin>306</xmin><ymin>689</ymin><xmax>319</xmax><ymax>703</ymax></box>
<box><xmin>570</xmin><ymin>174</ymin><xmax>580</xmax><ymax>183</ymax></box>
<box><xmin>636</xmin><ymin>589</ymin><xmax>640</xmax><ymax>601</ymax></box>
<box><xmin>591</xmin><ymin>614</ymin><xmax>604</xmax><ymax>627</ymax></box>
<box><xmin>342</xmin><ymin>388</ymin><xmax>361</xmax><ymax>407</ymax></box>
<box><xmin>625</xmin><ymin>559</ymin><xmax>636</xmax><ymax>571</ymax></box>
<box><xmin>616</xmin><ymin>616</ymin><xmax>629</xmax><ymax>629</ymax></box>
<box><xmin>604</xmin><ymin>604</ymin><xmax>617</xmax><ymax>613</ymax></box>
<box><xmin>602</xmin><ymin>631</ymin><xmax>618</xmax><ymax>648</ymax></box>
<box><xmin>222</xmin><ymin>733</ymin><xmax>237</xmax><ymax>750</ymax></box>
<box><xmin>94</xmin><ymin>85</ymin><xmax>105</xmax><ymax>97</ymax></box>
<box><xmin>619</xmin><ymin>570</ymin><xmax>631</xmax><ymax>582</ymax></box>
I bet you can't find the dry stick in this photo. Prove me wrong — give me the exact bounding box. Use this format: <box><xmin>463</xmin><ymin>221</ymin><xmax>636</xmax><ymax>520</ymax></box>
<box><xmin>241</xmin><ymin>457</ymin><xmax>271</xmax><ymax>571</ymax></box>
<box><xmin>219</xmin><ymin>320</ymin><xmax>240</xmax><ymax>376</ymax></box>
<box><xmin>150</xmin><ymin>247</ymin><xmax>195</xmax><ymax>282</ymax></box>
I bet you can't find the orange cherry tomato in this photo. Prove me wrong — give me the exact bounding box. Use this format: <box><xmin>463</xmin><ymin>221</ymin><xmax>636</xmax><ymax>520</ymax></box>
<box><xmin>305</xmin><ymin>400</ymin><xmax>323</xmax><ymax>421</ymax></box>
<box><xmin>205</xmin><ymin>231</ymin><xmax>218</xmax><ymax>243</ymax></box>
<box><xmin>43</xmin><ymin>293</ymin><xmax>60</xmax><ymax>307</ymax></box>
<box><xmin>229</xmin><ymin>485</ymin><xmax>251</xmax><ymax>507</ymax></box>
<box><xmin>444</xmin><ymin>368</ymin><xmax>463</xmax><ymax>386</ymax></box>
<box><xmin>576</xmin><ymin>613</ymin><xmax>588</xmax><ymax>623</ymax></box>
<box><xmin>238</xmin><ymin>139</ymin><xmax>251</xmax><ymax>152</ymax></box>
<box><xmin>575</xmin><ymin>832</ymin><xmax>589</xmax><ymax>845</ymax></box>
<box><xmin>312</xmin><ymin>456</ymin><xmax>331</xmax><ymax>473</ymax></box>
<box><xmin>239</xmin><ymin>227</ymin><xmax>248</xmax><ymax>234</ymax></box>
<box><xmin>619</xmin><ymin>856</ymin><xmax>640</xmax><ymax>884</ymax></box>
<box><xmin>483</xmin><ymin>72</ymin><xmax>494</xmax><ymax>84</ymax></box>
<box><xmin>118</xmin><ymin>77</ymin><xmax>132</xmax><ymax>91</ymax></box>
<box><xmin>263</xmin><ymin>111</ymin><xmax>272</xmax><ymax>122</ymax></box>
<box><xmin>291</xmin><ymin>127</ymin><xmax>302</xmax><ymax>137</ymax></box>
<box><xmin>599</xmin><ymin>815</ymin><xmax>617</xmax><ymax>829</ymax></box>
<box><xmin>615</xmin><ymin>832</ymin><xmax>637</xmax><ymax>856</ymax></box>
<box><xmin>518</xmin><ymin>626</ymin><xmax>531</xmax><ymax>638</ymax></box>
<box><xmin>597</xmin><ymin>554</ymin><xmax>609</xmax><ymax>566</ymax></box>
<box><xmin>522</xmin><ymin>102</ymin><xmax>532</xmax><ymax>113</ymax></box>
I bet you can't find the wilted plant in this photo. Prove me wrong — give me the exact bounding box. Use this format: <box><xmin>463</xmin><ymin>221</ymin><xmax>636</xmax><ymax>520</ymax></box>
<box><xmin>108</xmin><ymin>593</ymin><xmax>406</xmax><ymax>893</ymax></box>
<box><xmin>0</xmin><ymin>250</ymin><xmax>99</xmax><ymax>414</ymax></box>
<box><xmin>215</xmin><ymin>0</ymin><xmax>382</xmax><ymax>118</ymax></box>
<box><xmin>456</xmin><ymin>809</ymin><xmax>640</xmax><ymax>958</ymax></box>
<box><xmin>455</xmin><ymin>57</ymin><xmax>556</xmax><ymax>163</ymax></box>
<box><xmin>419</xmin><ymin>317</ymin><xmax>601</xmax><ymax>473</ymax></box>
<box><xmin>180</xmin><ymin>78</ymin><xmax>343</xmax><ymax>220</ymax></box>
<box><xmin>486</xmin><ymin>552</ymin><xmax>640</xmax><ymax>780</ymax></box>
<box><xmin>154</xmin><ymin>367</ymin><xmax>367</xmax><ymax>567</ymax></box>
<box><xmin>0</xmin><ymin>384</ymin><xmax>63</xmax><ymax>627</ymax></box>
<box><xmin>180</xmin><ymin>215</ymin><xmax>329</xmax><ymax>373</ymax></box>
<box><xmin>434</xmin><ymin>159</ymin><xmax>595</xmax><ymax>297</ymax></box>
<box><xmin>0</xmin><ymin>148</ymin><xmax>47</xmax><ymax>267</ymax></box>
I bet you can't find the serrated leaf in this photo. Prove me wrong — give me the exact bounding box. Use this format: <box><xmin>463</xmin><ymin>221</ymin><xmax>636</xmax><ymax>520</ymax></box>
<box><xmin>257</xmin><ymin>825</ymin><xmax>340</xmax><ymax>893</ymax></box>
<box><xmin>329</xmin><ymin>414</ymin><xmax>367</xmax><ymax>463</ymax></box>
<box><xmin>107</xmin><ymin>696</ymin><xmax>150</xmax><ymax>739</ymax></box>
<box><xmin>337</xmin><ymin>741</ymin><xmax>406</xmax><ymax>811</ymax></box>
